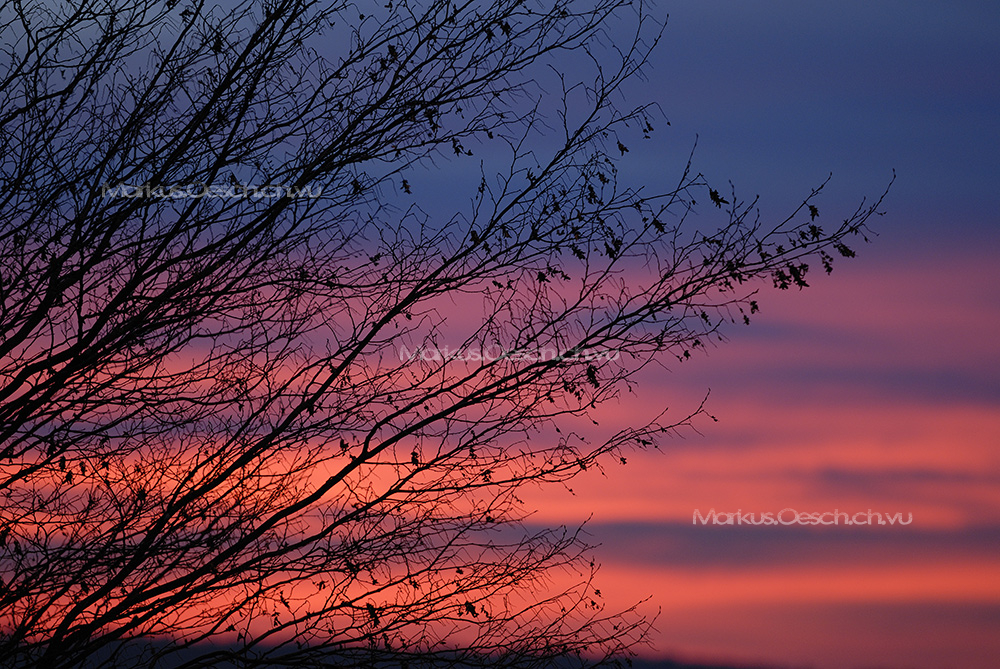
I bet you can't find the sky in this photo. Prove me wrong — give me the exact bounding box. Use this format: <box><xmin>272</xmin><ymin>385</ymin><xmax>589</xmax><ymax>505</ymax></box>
<box><xmin>524</xmin><ymin>2</ymin><xmax>1000</xmax><ymax>668</ymax></box>
<box><xmin>6</xmin><ymin>2</ymin><xmax>996</xmax><ymax>667</ymax></box>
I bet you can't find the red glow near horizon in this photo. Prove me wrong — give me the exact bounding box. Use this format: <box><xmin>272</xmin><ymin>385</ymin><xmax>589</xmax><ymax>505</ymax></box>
<box><xmin>519</xmin><ymin>246</ymin><xmax>1000</xmax><ymax>669</ymax></box>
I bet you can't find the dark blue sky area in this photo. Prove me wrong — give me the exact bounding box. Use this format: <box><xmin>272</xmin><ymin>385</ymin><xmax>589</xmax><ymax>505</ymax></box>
<box><xmin>626</xmin><ymin>0</ymin><xmax>1000</xmax><ymax>242</ymax></box>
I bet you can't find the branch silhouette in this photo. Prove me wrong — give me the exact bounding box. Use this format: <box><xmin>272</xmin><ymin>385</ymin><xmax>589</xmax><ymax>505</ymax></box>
<box><xmin>0</xmin><ymin>1</ymin><xmax>890</xmax><ymax>667</ymax></box>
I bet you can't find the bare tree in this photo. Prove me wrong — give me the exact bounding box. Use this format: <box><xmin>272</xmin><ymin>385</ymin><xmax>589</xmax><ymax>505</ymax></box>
<box><xmin>0</xmin><ymin>1</ymin><xmax>889</xmax><ymax>667</ymax></box>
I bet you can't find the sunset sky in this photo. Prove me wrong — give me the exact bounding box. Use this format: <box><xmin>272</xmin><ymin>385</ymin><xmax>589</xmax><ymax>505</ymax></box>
<box><xmin>5</xmin><ymin>1</ymin><xmax>996</xmax><ymax>667</ymax></box>
<box><xmin>525</xmin><ymin>2</ymin><xmax>1000</xmax><ymax>668</ymax></box>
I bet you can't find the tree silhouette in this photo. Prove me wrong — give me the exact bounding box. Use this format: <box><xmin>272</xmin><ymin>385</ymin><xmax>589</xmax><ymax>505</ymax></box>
<box><xmin>0</xmin><ymin>1</ymin><xmax>889</xmax><ymax>667</ymax></box>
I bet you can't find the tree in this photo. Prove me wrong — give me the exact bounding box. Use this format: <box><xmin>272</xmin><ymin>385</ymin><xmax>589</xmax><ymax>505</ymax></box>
<box><xmin>0</xmin><ymin>1</ymin><xmax>889</xmax><ymax>667</ymax></box>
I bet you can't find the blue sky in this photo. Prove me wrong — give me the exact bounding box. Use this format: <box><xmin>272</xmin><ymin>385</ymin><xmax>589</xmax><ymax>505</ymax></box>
<box><xmin>631</xmin><ymin>0</ymin><xmax>999</xmax><ymax>239</ymax></box>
